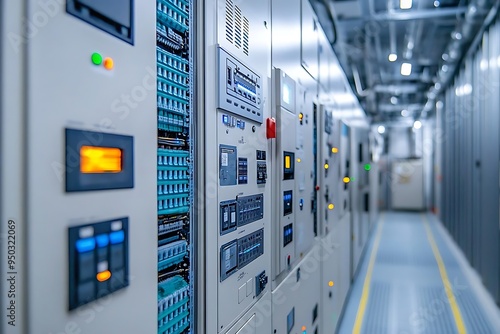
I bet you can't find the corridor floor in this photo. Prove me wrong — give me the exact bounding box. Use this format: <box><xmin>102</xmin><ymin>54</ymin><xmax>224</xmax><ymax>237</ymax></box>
<box><xmin>337</xmin><ymin>212</ymin><xmax>500</xmax><ymax>334</ymax></box>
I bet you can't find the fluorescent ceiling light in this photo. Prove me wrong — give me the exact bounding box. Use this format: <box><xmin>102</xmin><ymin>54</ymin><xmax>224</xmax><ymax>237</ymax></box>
<box><xmin>389</xmin><ymin>53</ymin><xmax>398</xmax><ymax>62</ymax></box>
<box><xmin>401</xmin><ymin>109</ymin><xmax>409</xmax><ymax>117</ymax></box>
<box><xmin>377</xmin><ymin>125</ymin><xmax>386</xmax><ymax>134</ymax></box>
<box><xmin>413</xmin><ymin>120</ymin><xmax>422</xmax><ymax>129</ymax></box>
<box><xmin>400</xmin><ymin>0</ymin><xmax>412</xmax><ymax>9</ymax></box>
<box><xmin>401</xmin><ymin>63</ymin><xmax>412</xmax><ymax>76</ymax></box>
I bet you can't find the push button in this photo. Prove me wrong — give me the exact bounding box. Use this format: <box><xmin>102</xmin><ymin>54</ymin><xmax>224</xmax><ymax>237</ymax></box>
<box><xmin>76</xmin><ymin>238</ymin><xmax>95</xmax><ymax>253</ymax></box>
<box><xmin>109</xmin><ymin>230</ymin><xmax>124</xmax><ymax>244</ymax></box>
<box><xmin>69</xmin><ymin>218</ymin><xmax>129</xmax><ymax>310</ymax></box>
<box><xmin>95</xmin><ymin>234</ymin><xmax>109</xmax><ymax>248</ymax></box>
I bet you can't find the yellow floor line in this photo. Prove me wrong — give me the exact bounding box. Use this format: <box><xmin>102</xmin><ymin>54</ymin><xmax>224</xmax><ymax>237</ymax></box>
<box><xmin>422</xmin><ymin>214</ymin><xmax>467</xmax><ymax>334</ymax></box>
<box><xmin>352</xmin><ymin>213</ymin><xmax>386</xmax><ymax>334</ymax></box>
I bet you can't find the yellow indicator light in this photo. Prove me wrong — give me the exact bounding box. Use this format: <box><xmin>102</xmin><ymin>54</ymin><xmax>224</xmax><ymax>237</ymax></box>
<box><xmin>302</xmin><ymin>326</ymin><xmax>307</xmax><ymax>331</ymax></box>
<box><xmin>285</xmin><ymin>155</ymin><xmax>291</xmax><ymax>169</ymax></box>
<box><xmin>297</xmin><ymin>158</ymin><xmax>302</xmax><ymax>163</ymax></box>
<box><xmin>328</xmin><ymin>203</ymin><xmax>334</xmax><ymax>210</ymax></box>
<box><xmin>343</xmin><ymin>177</ymin><xmax>350</xmax><ymax>183</ymax></box>
<box><xmin>332</xmin><ymin>147</ymin><xmax>339</xmax><ymax>154</ymax></box>
<box><xmin>299</xmin><ymin>113</ymin><xmax>304</xmax><ymax>120</ymax></box>
<box><xmin>324</xmin><ymin>163</ymin><xmax>329</xmax><ymax>169</ymax></box>
<box><xmin>96</xmin><ymin>270</ymin><xmax>112</xmax><ymax>282</ymax></box>
<box><xmin>80</xmin><ymin>146</ymin><xmax>122</xmax><ymax>174</ymax></box>
<box><xmin>329</xmin><ymin>281</ymin><xmax>334</xmax><ymax>287</ymax></box>
<box><xmin>103</xmin><ymin>57</ymin><xmax>114</xmax><ymax>70</ymax></box>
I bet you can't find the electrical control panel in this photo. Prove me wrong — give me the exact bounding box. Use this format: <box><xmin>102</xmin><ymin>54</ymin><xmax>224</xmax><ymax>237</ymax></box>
<box><xmin>273</xmin><ymin>68</ymin><xmax>298</xmax><ymax>279</ymax></box>
<box><xmin>294</xmin><ymin>85</ymin><xmax>318</xmax><ymax>259</ymax></box>
<box><xmin>203</xmin><ymin>0</ymin><xmax>273</xmax><ymax>331</ymax></box>
<box><xmin>17</xmin><ymin>0</ymin><xmax>158</xmax><ymax>331</ymax></box>
<box><xmin>350</xmin><ymin>127</ymin><xmax>370</xmax><ymax>276</ymax></box>
<box><xmin>272</xmin><ymin>252</ymin><xmax>321</xmax><ymax>334</ymax></box>
<box><xmin>156</xmin><ymin>0</ymin><xmax>195</xmax><ymax>332</ymax></box>
<box><xmin>339</xmin><ymin>122</ymin><xmax>351</xmax><ymax>218</ymax></box>
<box><xmin>211</xmin><ymin>40</ymin><xmax>271</xmax><ymax>333</ymax></box>
<box><xmin>215</xmin><ymin>104</ymin><xmax>271</xmax><ymax>331</ymax></box>
<box><xmin>317</xmin><ymin>107</ymin><xmax>338</xmax><ymax>237</ymax></box>
<box><xmin>319</xmin><ymin>115</ymin><xmax>352</xmax><ymax>334</ymax></box>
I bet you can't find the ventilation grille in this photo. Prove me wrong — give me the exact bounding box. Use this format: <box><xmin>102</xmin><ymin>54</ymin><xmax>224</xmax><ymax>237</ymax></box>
<box><xmin>225</xmin><ymin>0</ymin><xmax>234</xmax><ymax>44</ymax></box>
<box><xmin>225</xmin><ymin>0</ymin><xmax>250</xmax><ymax>56</ymax></box>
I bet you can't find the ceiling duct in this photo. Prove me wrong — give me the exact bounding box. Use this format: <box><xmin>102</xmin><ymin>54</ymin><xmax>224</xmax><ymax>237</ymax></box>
<box><xmin>433</xmin><ymin>0</ymin><xmax>498</xmax><ymax>94</ymax></box>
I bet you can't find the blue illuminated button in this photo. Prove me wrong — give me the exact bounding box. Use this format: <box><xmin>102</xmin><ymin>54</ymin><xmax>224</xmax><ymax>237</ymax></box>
<box><xmin>109</xmin><ymin>231</ymin><xmax>125</xmax><ymax>244</ymax></box>
<box><xmin>95</xmin><ymin>234</ymin><xmax>109</xmax><ymax>248</ymax></box>
<box><xmin>76</xmin><ymin>238</ymin><xmax>96</xmax><ymax>253</ymax></box>
<box><xmin>222</xmin><ymin>115</ymin><xmax>229</xmax><ymax>124</ymax></box>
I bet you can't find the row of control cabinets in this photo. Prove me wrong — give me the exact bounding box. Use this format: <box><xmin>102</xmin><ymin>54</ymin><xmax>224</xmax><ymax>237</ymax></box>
<box><xmin>210</xmin><ymin>36</ymin><xmax>369</xmax><ymax>334</ymax></box>
<box><xmin>209</xmin><ymin>42</ymin><xmax>377</xmax><ymax>334</ymax></box>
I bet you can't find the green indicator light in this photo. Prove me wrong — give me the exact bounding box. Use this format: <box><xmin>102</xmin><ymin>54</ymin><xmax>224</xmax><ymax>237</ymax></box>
<box><xmin>91</xmin><ymin>53</ymin><xmax>103</xmax><ymax>65</ymax></box>
<box><xmin>364</xmin><ymin>164</ymin><xmax>371</xmax><ymax>171</ymax></box>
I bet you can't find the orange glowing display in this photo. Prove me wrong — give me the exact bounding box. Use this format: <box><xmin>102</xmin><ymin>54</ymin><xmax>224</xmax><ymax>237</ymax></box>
<box><xmin>80</xmin><ymin>146</ymin><xmax>122</xmax><ymax>173</ymax></box>
<box><xmin>96</xmin><ymin>270</ymin><xmax>112</xmax><ymax>282</ymax></box>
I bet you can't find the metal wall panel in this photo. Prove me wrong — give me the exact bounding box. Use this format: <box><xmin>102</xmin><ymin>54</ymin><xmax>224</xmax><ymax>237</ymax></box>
<box><xmin>479</xmin><ymin>27</ymin><xmax>500</xmax><ymax>302</ymax></box>
<box><xmin>472</xmin><ymin>49</ymin><xmax>482</xmax><ymax>271</ymax></box>
<box><xmin>439</xmin><ymin>17</ymin><xmax>500</xmax><ymax>303</ymax></box>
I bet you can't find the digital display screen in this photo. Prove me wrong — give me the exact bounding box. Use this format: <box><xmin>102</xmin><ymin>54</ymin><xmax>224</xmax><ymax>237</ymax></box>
<box><xmin>284</xmin><ymin>152</ymin><xmax>295</xmax><ymax>180</ymax></box>
<box><xmin>282</xmin><ymin>84</ymin><xmax>290</xmax><ymax>104</ymax></box>
<box><xmin>67</xmin><ymin>0</ymin><xmax>133</xmax><ymax>44</ymax></box>
<box><xmin>80</xmin><ymin>146</ymin><xmax>122</xmax><ymax>173</ymax></box>
<box><xmin>220</xmin><ymin>241</ymin><xmax>238</xmax><ymax>281</ymax></box>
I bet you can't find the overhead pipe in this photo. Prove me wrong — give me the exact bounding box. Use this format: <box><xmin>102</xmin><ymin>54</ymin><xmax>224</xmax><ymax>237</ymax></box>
<box><xmin>339</xmin><ymin>7</ymin><xmax>468</xmax><ymax>22</ymax></box>
<box><xmin>352</xmin><ymin>65</ymin><xmax>371</xmax><ymax>97</ymax></box>
<box><xmin>432</xmin><ymin>0</ymin><xmax>498</xmax><ymax>95</ymax></box>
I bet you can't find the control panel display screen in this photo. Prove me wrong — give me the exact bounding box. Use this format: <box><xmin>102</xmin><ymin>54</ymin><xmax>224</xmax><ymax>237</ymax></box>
<box><xmin>220</xmin><ymin>241</ymin><xmax>238</xmax><ymax>281</ymax></box>
<box><xmin>283</xmin><ymin>152</ymin><xmax>295</xmax><ymax>180</ymax></box>
<box><xmin>80</xmin><ymin>146</ymin><xmax>122</xmax><ymax>173</ymax></box>
<box><xmin>65</xmin><ymin>128</ymin><xmax>134</xmax><ymax>192</ymax></box>
<box><xmin>67</xmin><ymin>0</ymin><xmax>133</xmax><ymax>44</ymax></box>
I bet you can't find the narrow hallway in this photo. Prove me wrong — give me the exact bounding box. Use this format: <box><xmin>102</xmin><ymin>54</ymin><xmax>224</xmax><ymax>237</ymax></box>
<box><xmin>338</xmin><ymin>212</ymin><xmax>500</xmax><ymax>334</ymax></box>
